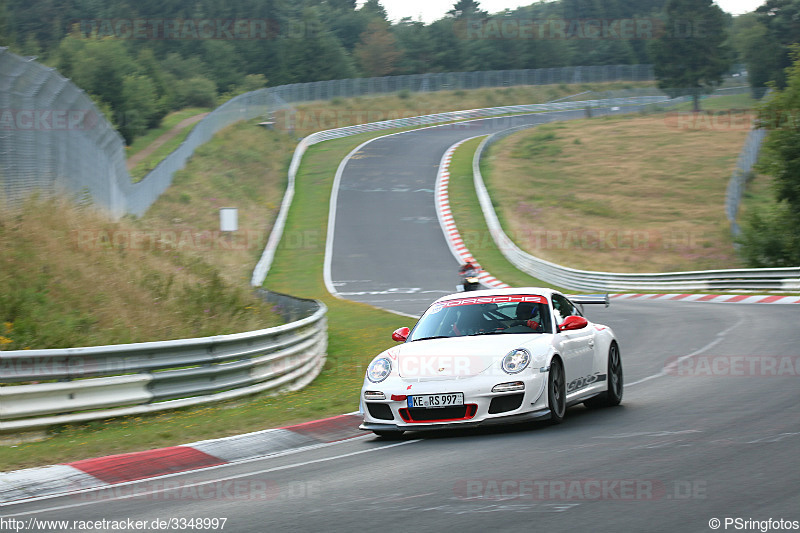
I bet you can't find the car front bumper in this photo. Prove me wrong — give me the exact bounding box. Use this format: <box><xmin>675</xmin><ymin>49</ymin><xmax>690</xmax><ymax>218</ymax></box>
<box><xmin>360</xmin><ymin>372</ymin><xmax>549</xmax><ymax>432</ymax></box>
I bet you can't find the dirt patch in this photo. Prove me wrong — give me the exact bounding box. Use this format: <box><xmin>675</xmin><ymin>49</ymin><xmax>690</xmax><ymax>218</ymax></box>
<box><xmin>126</xmin><ymin>112</ymin><xmax>209</xmax><ymax>171</ymax></box>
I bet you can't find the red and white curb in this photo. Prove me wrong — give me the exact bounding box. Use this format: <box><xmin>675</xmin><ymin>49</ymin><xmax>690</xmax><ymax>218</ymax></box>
<box><xmin>611</xmin><ymin>293</ymin><xmax>800</xmax><ymax>304</ymax></box>
<box><xmin>435</xmin><ymin>138</ymin><xmax>509</xmax><ymax>290</ymax></box>
<box><xmin>434</xmin><ymin>142</ymin><xmax>799</xmax><ymax>306</ymax></box>
<box><xmin>0</xmin><ymin>413</ymin><xmax>364</xmax><ymax>504</ymax></box>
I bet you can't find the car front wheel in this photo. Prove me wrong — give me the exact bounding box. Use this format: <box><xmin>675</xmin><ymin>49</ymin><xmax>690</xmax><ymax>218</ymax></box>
<box><xmin>548</xmin><ymin>358</ymin><xmax>566</xmax><ymax>424</ymax></box>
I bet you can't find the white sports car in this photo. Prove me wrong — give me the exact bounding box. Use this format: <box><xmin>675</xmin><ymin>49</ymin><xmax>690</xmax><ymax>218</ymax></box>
<box><xmin>359</xmin><ymin>287</ymin><xmax>622</xmax><ymax>437</ymax></box>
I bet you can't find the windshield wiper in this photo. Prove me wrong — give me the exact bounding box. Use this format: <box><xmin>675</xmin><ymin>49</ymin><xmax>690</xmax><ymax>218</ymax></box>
<box><xmin>410</xmin><ymin>335</ymin><xmax>452</xmax><ymax>342</ymax></box>
<box><xmin>468</xmin><ymin>329</ymin><xmax>538</xmax><ymax>336</ymax></box>
<box><xmin>467</xmin><ymin>330</ymin><xmax>509</xmax><ymax>336</ymax></box>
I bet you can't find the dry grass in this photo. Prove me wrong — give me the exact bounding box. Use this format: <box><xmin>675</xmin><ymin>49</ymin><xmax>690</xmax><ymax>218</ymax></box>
<box><xmin>484</xmin><ymin>113</ymin><xmax>754</xmax><ymax>272</ymax></box>
<box><xmin>0</xmin><ymin>195</ymin><xmax>281</xmax><ymax>350</ymax></box>
<box><xmin>138</xmin><ymin>120</ymin><xmax>295</xmax><ymax>286</ymax></box>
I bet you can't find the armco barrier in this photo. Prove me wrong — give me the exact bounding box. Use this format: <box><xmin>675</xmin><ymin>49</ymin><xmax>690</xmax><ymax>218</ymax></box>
<box><xmin>0</xmin><ymin>290</ymin><xmax>327</xmax><ymax>432</ymax></box>
<box><xmin>471</xmin><ymin>128</ymin><xmax>800</xmax><ymax>292</ymax></box>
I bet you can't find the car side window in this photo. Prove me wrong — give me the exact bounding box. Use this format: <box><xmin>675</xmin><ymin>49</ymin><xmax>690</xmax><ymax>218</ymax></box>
<box><xmin>552</xmin><ymin>294</ymin><xmax>580</xmax><ymax>325</ymax></box>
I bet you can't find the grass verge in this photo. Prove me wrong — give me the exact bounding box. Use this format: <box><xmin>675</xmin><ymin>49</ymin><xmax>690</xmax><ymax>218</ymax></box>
<box><xmin>482</xmin><ymin>111</ymin><xmax>751</xmax><ymax>273</ymax></box>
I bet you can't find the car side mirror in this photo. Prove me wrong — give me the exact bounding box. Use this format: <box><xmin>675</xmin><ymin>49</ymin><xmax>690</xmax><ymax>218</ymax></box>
<box><xmin>558</xmin><ymin>315</ymin><xmax>588</xmax><ymax>332</ymax></box>
<box><xmin>392</xmin><ymin>327</ymin><xmax>410</xmax><ymax>342</ymax></box>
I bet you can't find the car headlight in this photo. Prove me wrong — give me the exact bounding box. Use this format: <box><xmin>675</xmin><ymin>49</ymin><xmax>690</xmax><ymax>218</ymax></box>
<box><xmin>367</xmin><ymin>357</ymin><xmax>392</xmax><ymax>383</ymax></box>
<box><xmin>502</xmin><ymin>348</ymin><xmax>531</xmax><ymax>374</ymax></box>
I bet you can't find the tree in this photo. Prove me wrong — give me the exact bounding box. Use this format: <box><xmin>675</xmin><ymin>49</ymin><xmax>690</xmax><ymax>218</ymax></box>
<box><xmin>757</xmin><ymin>46</ymin><xmax>800</xmax><ymax>218</ymax></box>
<box><xmin>118</xmin><ymin>75</ymin><xmax>158</xmax><ymax>143</ymax></box>
<box><xmin>392</xmin><ymin>18</ymin><xmax>435</xmax><ymax>74</ymax></box>
<box><xmin>200</xmin><ymin>40</ymin><xmax>245</xmax><ymax>94</ymax></box>
<box><xmin>359</xmin><ymin>0</ymin><xmax>388</xmax><ymax>22</ymax></box>
<box><xmin>648</xmin><ymin>0</ymin><xmax>732</xmax><ymax>111</ymax></box>
<box><xmin>448</xmin><ymin>0</ymin><xmax>486</xmax><ymax>18</ymax></box>
<box><xmin>738</xmin><ymin>46</ymin><xmax>800</xmax><ymax>266</ymax></box>
<box><xmin>326</xmin><ymin>0</ymin><xmax>356</xmax><ymax>10</ymax></box>
<box><xmin>0</xmin><ymin>0</ymin><xmax>12</xmax><ymax>48</ymax></box>
<box><xmin>751</xmin><ymin>0</ymin><xmax>800</xmax><ymax>90</ymax></box>
<box><xmin>354</xmin><ymin>19</ymin><xmax>402</xmax><ymax>76</ymax></box>
<box><xmin>728</xmin><ymin>13</ymin><xmax>783</xmax><ymax>98</ymax></box>
<box><xmin>286</xmin><ymin>7</ymin><xmax>356</xmax><ymax>82</ymax></box>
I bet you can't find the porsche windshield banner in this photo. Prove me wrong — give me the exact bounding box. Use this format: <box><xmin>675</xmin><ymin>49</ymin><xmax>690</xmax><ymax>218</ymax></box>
<box><xmin>430</xmin><ymin>295</ymin><xmax>548</xmax><ymax>312</ymax></box>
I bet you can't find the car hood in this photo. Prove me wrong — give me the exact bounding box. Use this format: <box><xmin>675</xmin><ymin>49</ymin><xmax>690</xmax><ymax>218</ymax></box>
<box><xmin>390</xmin><ymin>334</ymin><xmax>552</xmax><ymax>379</ymax></box>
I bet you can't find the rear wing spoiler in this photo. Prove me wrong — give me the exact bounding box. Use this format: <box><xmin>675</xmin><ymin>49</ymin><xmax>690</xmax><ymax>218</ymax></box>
<box><xmin>568</xmin><ymin>294</ymin><xmax>610</xmax><ymax>308</ymax></box>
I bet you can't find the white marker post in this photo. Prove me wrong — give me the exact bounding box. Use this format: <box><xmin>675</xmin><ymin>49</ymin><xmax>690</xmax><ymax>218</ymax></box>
<box><xmin>220</xmin><ymin>207</ymin><xmax>238</xmax><ymax>246</ymax></box>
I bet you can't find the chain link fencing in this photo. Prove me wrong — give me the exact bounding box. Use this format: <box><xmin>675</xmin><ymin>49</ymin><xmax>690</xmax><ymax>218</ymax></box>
<box><xmin>726</xmin><ymin>123</ymin><xmax>768</xmax><ymax>237</ymax></box>
<box><xmin>0</xmin><ymin>50</ymin><xmax>765</xmax><ymax>230</ymax></box>
<box><xmin>0</xmin><ymin>48</ymin><xmax>129</xmax><ymax>215</ymax></box>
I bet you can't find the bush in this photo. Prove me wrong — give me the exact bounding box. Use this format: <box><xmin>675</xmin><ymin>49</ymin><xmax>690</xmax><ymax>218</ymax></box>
<box><xmin>737</xmin><ymin>201</ymin><xmax>800</xmax><ymax>267</ymax></box>
<box><xmin>175</xmin><ymin>77</ymin><xmax>218</xmax><ymax>108</ymax></box>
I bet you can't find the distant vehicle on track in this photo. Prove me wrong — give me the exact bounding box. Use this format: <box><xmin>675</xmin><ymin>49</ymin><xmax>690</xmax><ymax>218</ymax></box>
<box><xmin>458</xmin><ymin>261</ymin><xmax>481</xmax><ymax>292</ymax></box>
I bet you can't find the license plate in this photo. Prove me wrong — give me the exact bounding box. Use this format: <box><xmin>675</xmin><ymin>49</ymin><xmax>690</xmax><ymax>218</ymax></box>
<box><xmin>408</xmin><ymin>393</ymin><xmax>464</xmax><ymax>409</ymax></box>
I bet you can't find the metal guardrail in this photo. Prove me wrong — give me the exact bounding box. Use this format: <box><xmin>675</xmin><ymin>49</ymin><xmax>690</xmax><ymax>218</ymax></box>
<box><xmin>0</xmin><ymin>290</ymin><xmax>327</xmax><ymax>432</ymax></box>
<box><xmin>251</xmin><ymin>94</ymin><xmax>674</xmax><ymax>286</ymax></box>
<box><xmin>472</xmin><ymin>127</ymin><xmax>800</xmax><ymax>292</ymax></box>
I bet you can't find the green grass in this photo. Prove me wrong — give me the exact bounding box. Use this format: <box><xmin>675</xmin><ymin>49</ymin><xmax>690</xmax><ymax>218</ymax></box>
<box><xmin>128</xmin><ymin>131</ymin><xmax>194</xmax><ymax>182</ymax></box>
<box><xmin>125</xmin><ymin>108</ymin><xmax>210</xmax><ymax>158</ymax></box>
<box><xmin>670</xmin><ymin>93</ymin><xmax>759</xmax><ymax>111</ymax></box>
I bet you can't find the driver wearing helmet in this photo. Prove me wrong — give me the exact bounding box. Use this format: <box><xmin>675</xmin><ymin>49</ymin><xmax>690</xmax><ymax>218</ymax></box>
<box><xmin>514</xmin><ymin>302</ymin><xmax>543</xmax><ymax>332</ymax></box>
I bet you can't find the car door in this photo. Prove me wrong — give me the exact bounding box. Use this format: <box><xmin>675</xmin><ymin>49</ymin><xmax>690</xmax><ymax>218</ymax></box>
<box><xmin>552</xmin><ymin>294</ymin><xmax>596</xmax><ymax>395</ymax></box>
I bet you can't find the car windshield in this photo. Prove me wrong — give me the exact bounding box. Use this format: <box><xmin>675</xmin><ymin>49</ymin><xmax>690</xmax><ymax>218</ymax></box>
<box><xmin>409</xmin><ymin>295</ymin><xmax>552</xmax><ymax>341</ymax></box>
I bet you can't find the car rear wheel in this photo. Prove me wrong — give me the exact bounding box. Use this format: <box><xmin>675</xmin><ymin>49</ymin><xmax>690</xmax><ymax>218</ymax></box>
<box><xmin>548</xmin><ymin>358</ymin><xmax>566</xmax><ymax>424</ymax></box>
<box><xmin>584</xmin><ymin>342</ymin><xmax>623</xmax><ymax>408</ymax></box>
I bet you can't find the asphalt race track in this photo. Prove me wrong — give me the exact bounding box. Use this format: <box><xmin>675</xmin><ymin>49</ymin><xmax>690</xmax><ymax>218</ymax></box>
<box><xmin>4</xmin><ymin>110</ymin><xmax>799</xmax><ymax>532</ymax></box>
<box><xmin>326</xmin><ymin>107</ymin><xmax>639</xmax><ymax>317</ymax></box>
<box><xmin>5</xmin><ymin>301</ymin><xmax>800</xmax><ymax>532</ymax></box>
